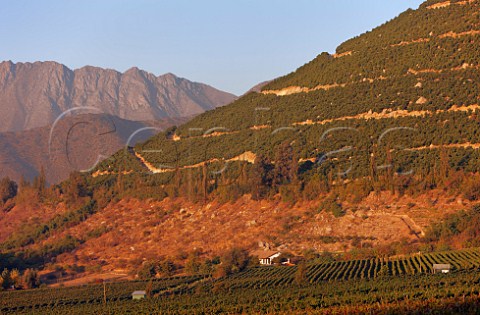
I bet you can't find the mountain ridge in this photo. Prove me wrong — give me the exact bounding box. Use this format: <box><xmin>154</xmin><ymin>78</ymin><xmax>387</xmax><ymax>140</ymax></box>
<box><xmin>0</xmin><ymin>60</ymin><xmax>237</xmax><ymax>132</ymax></box>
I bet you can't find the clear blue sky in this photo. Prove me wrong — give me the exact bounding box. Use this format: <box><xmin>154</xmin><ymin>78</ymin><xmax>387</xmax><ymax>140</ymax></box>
<box><xmin>1</xmin><ymin>0</ymin><xmax>423</xmax><ymax>95</ymax></box>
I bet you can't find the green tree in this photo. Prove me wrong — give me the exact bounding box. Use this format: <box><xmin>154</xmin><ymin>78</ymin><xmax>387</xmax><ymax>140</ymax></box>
<box><xmin>33</xmin><ymin>167</ymin><xmax>47</xmax><ymax>199</ymax></box>
<box><xmin>64</xmin><ymin>172</ymin><xmax>90</xmax><ymax>206</ymax></box>
<box><xmin>185</xmin><ymin>251</ymin><xmax>202</xmax><ymax>275</ymax></box>
<box><xmin>158</xmin><ymin>258</ymin><xmax>176</xmax><ymax>277</ymax></box>
<box><xmin>294</xmin><ymin>261</ymin><xmax>308</xmax><ymax>286</ymax></box>
<box><xmin>199</xmin><ymin>259</ymin><xmax>215</xmax><ymax>278</ymax></box>
<box><xmin>21</xmin><ymin>269</ymin><xmax>40</xmax><ymax>289</ymax></box>
<box><xmin>138</xmin><ymin>261</ymin><xmax>157</xmax><ymax>280</ymax></box>
<box><xmin>0</xmin><ymin>177</ymin><xmax>17</xmax><ymax>205</ymax></box>
<box><xmin>219</xmin><ymin>248</ymin><xmax>251</xmax><ymax>276</ymax></box>
<box><xmin>274</xmin><ymin>141</ymin><xmax>297</xmax><ymax>187</ymax></box>
<box><xmin>249</xmin><ymin>154</ymin><xmax>273</xmax><ymax>200</ymax></box>
<box><xmin>1</xmin><ymin>268</ymin><xmax>11</xmax><ymax>289</ymax></box>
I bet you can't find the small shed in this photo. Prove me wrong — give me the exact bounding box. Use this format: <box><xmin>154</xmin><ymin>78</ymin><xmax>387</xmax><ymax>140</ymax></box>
<box><xmin>283</xmin><ymin>256</ymin><xmax>305</xmax><ymax>266</ymax></box>
<box><xmin>132</xmin><ymin>290</ymin><xmax>147</xmax><ymax>300</ymax></box>
<box><xmin>432</xmin><ymin>264</ymin><xmax>451</xmax><ymax>274</ymax></box>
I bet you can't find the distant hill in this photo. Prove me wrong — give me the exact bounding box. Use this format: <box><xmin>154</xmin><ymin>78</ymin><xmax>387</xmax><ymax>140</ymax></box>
<box><xmin>0</xmin><ymin>114</ymin><xmax>188</xmax><ymax>184</ymax></box>
<box><xmin>0</xmin><ymin>61</ymin><xmax>237</xmax><ymax>132</ymax></box>
<box><xmin>107</xmin><ymin>0</ymin><xmax>480</xmax><ymax>179</ymax></box>
<box><xmin>243</xmin><ymin>80</ymin><xmax>272</xmax><ymax>95</ymax></box>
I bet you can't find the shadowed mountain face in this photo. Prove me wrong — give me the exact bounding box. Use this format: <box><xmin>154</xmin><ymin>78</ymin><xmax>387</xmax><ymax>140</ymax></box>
<box><xmin>0</xmin><ymin>114</ymin><xmax>188</xmax><ymax>184</ymax></box>
<box><xmin>0</xmin><ymin>61</ymin><xmax>237</xmax><ymax>132</ymax></box>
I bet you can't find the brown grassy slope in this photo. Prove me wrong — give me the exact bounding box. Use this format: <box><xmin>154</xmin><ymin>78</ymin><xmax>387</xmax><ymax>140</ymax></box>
<box><xmin>25</xmin><ymin>190</ymin><xmax>468</xmax><ymax>272</ymax></box>
<box><xmin>0</xmin><ymin>202</ymin><xmax>68</xmax><ymax>243</ymax></box>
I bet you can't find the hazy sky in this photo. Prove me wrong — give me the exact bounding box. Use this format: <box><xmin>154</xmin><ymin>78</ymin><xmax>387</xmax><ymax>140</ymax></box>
<box><xmin>1</xmin><ymin>0</ymin><xmax>423</xmax><ymax>95</ymax></box>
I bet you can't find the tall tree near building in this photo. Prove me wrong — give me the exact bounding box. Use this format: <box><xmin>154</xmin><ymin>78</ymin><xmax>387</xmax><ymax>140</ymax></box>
<box><xmin>274</xmin><ymin>141</ymin><xmax>295</xmax><ymax>187</ymax></box>
<box><xmin>249</xmin><ymin>154</ymin><xmax>273</xmax><ymax>200</ymax></box>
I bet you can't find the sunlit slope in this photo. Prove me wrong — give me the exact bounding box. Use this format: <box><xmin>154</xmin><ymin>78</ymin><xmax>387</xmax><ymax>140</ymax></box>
<box><xmin>94</xmin><ymin>0</ymin><xmax>480</xmax><ymax>179</ymax></box>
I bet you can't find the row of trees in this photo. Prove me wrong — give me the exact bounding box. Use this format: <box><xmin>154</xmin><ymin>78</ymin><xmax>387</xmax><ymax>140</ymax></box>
<box><xmin>1</xmin><ymin>168</ymin><xmax>50</xmax><ymax>210</ymax></box>
<box><xmin>87</xmin><ymin>137</ymin><xmax>480</xmax><ymax>209</ymax></box>
<box><xmin>0</xmin><ymin>168</ymin><xmax>93</xmax><ymax>211</ymax></box>
<box><xmin>0</xmin><ymin>268</ymin><xmax>40</xmax><ymax>290</ymax></box>
<box><xmin>165</xmin><ymin>143</ymin><xmax>479</xmax><ymax>205</ymax></box>
<box><xmin>425</xmin><ymin>205</ymin><xmax>480</xmax><ymax>248</ymax></box>
<box><xmin>137</xmin><ymin>248</ymin><xmax>255</xmax><ymax>280</ymax></box>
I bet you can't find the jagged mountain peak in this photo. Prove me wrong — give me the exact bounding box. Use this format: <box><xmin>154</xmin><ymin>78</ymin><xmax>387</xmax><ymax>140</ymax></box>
<box><xmin>0</xmin><ymin>61</ymin><xmax>237</xmax><ymax>132</ymax></box>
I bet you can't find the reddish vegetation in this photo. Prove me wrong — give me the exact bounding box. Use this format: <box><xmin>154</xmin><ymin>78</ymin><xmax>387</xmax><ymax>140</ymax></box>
<box><xmin>4</xmin><ymin>189</ymin><xmax>469</xmax><ymax>274</ymax></box>
<box><xmin>0</xmin><ymin>202</ymin><xmax>68</xmax><ymax>243</ymax></box>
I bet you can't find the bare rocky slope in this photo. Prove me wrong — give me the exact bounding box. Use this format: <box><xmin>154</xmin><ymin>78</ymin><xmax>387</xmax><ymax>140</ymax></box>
<box><xmin>0</xmin><ymin>61</ymin><xmax>237</xmax><ymax>132</ymax></box>
<box><xmin>0</xmin><ymin>190</ymin><xmax>470</xmax><ymax>273</ymax></box>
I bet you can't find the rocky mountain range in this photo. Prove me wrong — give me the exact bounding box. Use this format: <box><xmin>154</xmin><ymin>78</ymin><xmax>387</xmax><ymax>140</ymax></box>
<box><xmin>0</xmin><ymin>61</ymin><xmax>237</xmax><ymax>132</ymax></box>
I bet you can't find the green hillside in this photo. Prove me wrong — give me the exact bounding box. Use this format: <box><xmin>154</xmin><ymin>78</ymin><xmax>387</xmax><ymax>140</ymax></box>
<box><xmin>89</xmin><ymin>0</ymin><xmax>480</xmax><ymax>202</ymax></box>
<box><xmin>264</xmin><ymin>0</ymin><xmax>480</xmax><ymax>90</ymax></box>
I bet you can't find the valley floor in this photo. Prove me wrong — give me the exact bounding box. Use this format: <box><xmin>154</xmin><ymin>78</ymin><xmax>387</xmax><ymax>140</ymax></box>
<box><xmin>2</xmin><ymin>253</ymin><xmax>480</xmax><ymax>314</ymax></box>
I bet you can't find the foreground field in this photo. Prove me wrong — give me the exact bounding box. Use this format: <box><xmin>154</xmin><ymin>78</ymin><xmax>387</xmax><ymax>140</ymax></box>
<box><xmin>3</xmin><ymin>248</ymin><xmax>480</xmax><ymax>314</ymax></box>
<box><xmin>2</xmin><ymin>271</ymin><xmax>480</xmax><ymax>314</ymax></box>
